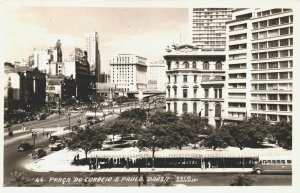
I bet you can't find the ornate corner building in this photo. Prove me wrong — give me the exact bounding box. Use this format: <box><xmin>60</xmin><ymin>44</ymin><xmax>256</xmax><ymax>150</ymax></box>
<box><xmin>163</xmin><ymin>44</ymin><xmax>226</xmax><ymax>128</ymax></box>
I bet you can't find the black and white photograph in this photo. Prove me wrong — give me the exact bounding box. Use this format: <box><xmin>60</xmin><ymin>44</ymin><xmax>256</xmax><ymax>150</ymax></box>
<box><xmin>1</xmin><ymin>0</ymin><xmax>299</xmax><ymax>191</ymax></box>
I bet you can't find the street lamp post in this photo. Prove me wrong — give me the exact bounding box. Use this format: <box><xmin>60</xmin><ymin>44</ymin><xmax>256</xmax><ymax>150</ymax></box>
<box><xmin>137</xmin><ymin>155</ymin><xmax>141</xmax><ymax>187</ymax></box>
<box><xmin>68</xmin><ymin>111</ymin><xmax>71</xmax><ymax>130</ymax></box>
<box><xmin>152</xmin><ymin>135</ymin><xmax>155</xmax><ymax>171</ymax></box>
<box><xmin>32</xmin><ymin>131</ymin><xmax>37</xmax><ymax>149</ymax></box>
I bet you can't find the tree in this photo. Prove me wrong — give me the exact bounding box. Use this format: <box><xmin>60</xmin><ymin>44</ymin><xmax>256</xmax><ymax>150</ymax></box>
<box><xmin>90</xmin><ymin>93</ymin><xmax>105</xmax><ymax>104</ymax></box>
<box><xmin>66</xmin><ymin>127</ymin><xmax>107</xmax><ymax>159</ymax></box>
<box><xmin>269</xmin><ymin>121</ymin><xmax>292</xmax><ymax>149</ymax></box>
<box><xmin>113</xmin><ymin>96</ymin><xmax>127</xmax><ymax>105</ymax></box>
<box><xmin>203</xmin><ymin>127</ymin><xmax>235</xmax><ymax>150</ymax></box>
<box><xmin>226</xmin><ymin>117</ymin><xmax>270</xmax><ymax>150</ymax></box>
<box><xmin>149</xmin><ymin>111</ymin><xmax>179</xmax><ymax>125</ymax></box>
<box><xmin>230</xmin><ymin>173</ymin><xmax>256</xmax><ymax>186</ymax></box>
<box><xmin>119</xmin><ymin>108</ymin><xmax>147</xmax><ymax>123</ymax></box>
<box><xmin>168</xmin><ymin>122</ymin><xmax>195</xmax><ymax>150</ymax></box>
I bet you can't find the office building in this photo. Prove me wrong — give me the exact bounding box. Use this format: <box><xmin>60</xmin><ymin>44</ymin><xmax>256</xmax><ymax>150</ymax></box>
<box><xmin>110</xmin><ymin>54</ymin><xmax>147</xmax><ymax>93</ymax></box>
<box><xmin>224</xmin><ymin>8</ymin><xmax>293</xmax><ymax>123</ymax></box>
<box><xmin>147</xmin><ymin>61</ymin><xmax>167</xmax><ymax>92</ymax></box>
<box><xmin>85</xmin><ymin>32</ymin><xmax>101</xmax><ymax>82</ymax></box>
<box><xmin>189</xmin><ymin>8</ymin><xmax>233</xmax><ymax>51</ymax></box>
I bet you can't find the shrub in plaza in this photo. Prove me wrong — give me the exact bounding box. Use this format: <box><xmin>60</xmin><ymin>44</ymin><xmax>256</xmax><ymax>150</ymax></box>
<box><xmin>268</xmin><ymin>121</ymin><xmax>292</xmax><ymax>150</ymax></box>
<box><xmin>119</xmin><ymin>108</ymin><xmax>147</xmax><ymax>123</ymax></box>
<box><xmin>230</xmin><ymin>173</ymin><xmax>256</xmax><ymax>186</ymax></box>
<box><xmin>149</xmin><ymin>111</ymin><xmax>179</xmax><ymax>125</ymax></box>
<box><xmin>66</xmin><ymin>126</ymin><xmax>107</xmax><ymax>159</ymax></box>
<box><xmin>8</xmin><ymin>171</ymin><xmax>31</xmax><ymax>187</ymax></box>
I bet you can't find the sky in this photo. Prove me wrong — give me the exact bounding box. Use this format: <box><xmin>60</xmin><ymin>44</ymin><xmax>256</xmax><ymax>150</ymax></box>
<box><xmin>2</xmin><ymin>7</ymin><xmax>188</xmax><ymax>73</ymax></box>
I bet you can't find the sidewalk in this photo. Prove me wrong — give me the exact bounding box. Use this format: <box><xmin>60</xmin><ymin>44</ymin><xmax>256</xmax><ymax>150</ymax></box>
<box><xmin>24</xmin><ymin>148</ymin><xmax>254</xmax><ymax>173</ymax></box>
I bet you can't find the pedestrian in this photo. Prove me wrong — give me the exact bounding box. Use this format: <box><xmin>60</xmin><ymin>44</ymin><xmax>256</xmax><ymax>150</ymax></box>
<box><xmin>77</xmin><ymin>154</ymin><xmax>79</xmax><ymax>160</ymax></box>
<box><xmin>42</xmin><ymin>130</ymin><xmax>45</xmax><ymax>136</ymax></box>
<box><xmin>46</xmin><ymin>132</ymin><xmax>49</xmax><ymax>138</ymax></box>
<box><xmin>143</xmin><ymin>173</ymin><xmax>147</xmax><ymax>185</ymax></box>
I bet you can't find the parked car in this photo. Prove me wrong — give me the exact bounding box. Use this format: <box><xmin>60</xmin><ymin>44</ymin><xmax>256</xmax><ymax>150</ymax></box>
<box><xmin>48</xmin><ymin>135</ymin><xmax>60</xmax><ymax>143</ymax></box>
<box><xmin>32</xmin><ymin>148</ymin><xmax>47</xmax><ymax>158</ymax></box>
<box><xmin>18</xmin><ymin>143</ymin><xmax>33</xmax><ymax>151</ymax></box>
<box><xmin>49</xmin><ymin>142</ymin><xmax>64</xmax><ymax>151</ymax></box>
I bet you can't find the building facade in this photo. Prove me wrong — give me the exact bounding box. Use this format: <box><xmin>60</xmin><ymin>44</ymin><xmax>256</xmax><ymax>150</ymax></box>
<box><xmin>85</xmin><ymin>32</ymin><xmax>101</xmax><ymax>82</ymax></box>
<box><xmin>4</xmin><ymin>63</ymin><xmax>46</xmax><ymax>112</ymax></box>
<box><xmin>164</xmin><ymin>44</ymin><xmax>226</xmax><ymax>127</ymax></box>
<box><xmin>224</xmin><ymin>8</ymin><xmax>293</xmax><ymax>123</ymax></box>
<box><xmin>64</xmin><ymin>47</ymin><xmax>92</xmax><ymax>101</ymax></box>
<box><xmin>147</xmin><ymin>61</ymin><xmax>167</xmax><ymax>92</ymax></box>
<box><xmin>189</xmin><ymin>8</ymin><xmax>233</xmax><ymax>51</ymax></box>
<box><xmin>110</xmin><ymin>54</ymin><xmax>147</xmax><ymax>93</ymax></box>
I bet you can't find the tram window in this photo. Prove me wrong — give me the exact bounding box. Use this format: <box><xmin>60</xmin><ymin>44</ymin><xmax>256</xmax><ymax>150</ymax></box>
<box><xmin>272</xmin><ymin>160</ymin><xmax>276</xmax><ymax>164</ymax></box>
<box><xmin>267</xmin><ymin>160</ymin><xmax>271</xmax><ymax>164</ymax></box>
<box><xmin>281</xmin><ymin>160</ymin><xmax>285</xmax><ymax>164</ymax></box>
<box><xmin>263</xmin><ymin>160</ymin><xmax>267</xmax><ymax>164</ymax></box>
<box><xmin>287</xmin><ymin>160</ymin><xmax>292</xmax><ymax>164</ymax></box>
<box><xmin>276</xmin><ymin>160</ymin><xmax>281</xmax><ymax>164</ymax></box>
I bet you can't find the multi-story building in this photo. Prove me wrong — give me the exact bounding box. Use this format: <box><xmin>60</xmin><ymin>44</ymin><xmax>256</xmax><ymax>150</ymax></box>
<box><xmin>189</xmin><ymin>8</ymin><xmax>233</xmax><ymax>51</ymax></box>
<box><xmin>4</xmin><ymin>63</ymin><xmax>46</xmax><ymax>112</ymax></box>
<box><xmin>110</xmin><ymin>54</ymin><xmax>147</xmax><ymax>93</ymax></box>
<box><xmin>85</xmin><ymin>32</ymin><xmax>101</xmax><ymax>82</ymax></box>
<box><xmin>225</xmin><ymin>8</ymin><xmax>293</xmax><ymax>123</ymax></box>
<box><xmin>164</xmin><ymin>44</ymin><xmax>226</xmax><ymax>127</ymax></box>
<box><xmin>147</xmin><ymin>61</ymin><xmax>167</xmax><ymax>92</ymax></box>
<box><xmin>64</xmin><ymin>47</ymin><xmax>92</xmax><ymax>101</ymax></box>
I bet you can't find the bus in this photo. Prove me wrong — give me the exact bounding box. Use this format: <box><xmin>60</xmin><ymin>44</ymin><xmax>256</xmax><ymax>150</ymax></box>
<box><xmin>252</xmin><ymin>156</ymin><xmax>292</xmax><ymax>174</ymax></box>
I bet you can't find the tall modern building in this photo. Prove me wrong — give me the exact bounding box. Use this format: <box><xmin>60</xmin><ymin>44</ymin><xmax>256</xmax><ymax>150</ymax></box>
<box><xmin>110</xmin><ymin>54</ymin><xmax>147</xmax><ymax>93</ymax></box>
<box><xmin>224</xmin><ymin>8</ymin><xmax>293</xmax><ymax>123</ymax></box>
<box><xmin>164</xmin><ymin>44</ymin><xmax>226</xmax><ymax>127</ymax></box>
<box><xmin>189</xmin><ymin>8</ymin><xmax>233</xmax><ymax>51</ymax></box>
<box><xmin>85</xmin><ymin>32</ymin><xmax>101</xmax><ymax>82</ymax></box>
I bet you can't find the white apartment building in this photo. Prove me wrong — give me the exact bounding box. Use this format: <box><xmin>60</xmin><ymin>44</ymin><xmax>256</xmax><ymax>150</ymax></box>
<box><xmin>189</xmin><ymin>8</ymin><xmax>233</xmax><ymax>51</ymax></box>
<box><xmin>225</xmin><ymin>8</ymin><xmax>293</xmax><ymax>123</ymax></box>
<box><xmin>164</xmin><ymin>44</ymin><xmax>226</xmax><ymax>127</ymax></box>
<box><xmin>33</xmin><ymin>48</ymin><xmax>52</xmax><ymax>73</ymax></box>
<box><xmin>147</xmin><ymin>61</ymin><xmax>167</xmax><ymax>92</ymax></box>
<box><xmin>85</xmin><ymin>32</ymin><xmax>101</xmax><ymax>81</ymax></box>
<box><xmin>110</xmin><ymin>54</ymin><xmax>147</xmax><ymax>92</ymax></box>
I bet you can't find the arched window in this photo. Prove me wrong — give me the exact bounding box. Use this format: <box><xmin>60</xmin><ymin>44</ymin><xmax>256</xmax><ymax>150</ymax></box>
<box><xmin>174</xmin><ymin>102</ymin><xmax>177</xmax><ymax>113</ymax></box>
<box><xmin>205</xmin><ymin>103</ymin><xmax>209</xmax><ymax>116</ymax></box>
<box><xmin>216</xmin><ymin>62</ymin><xmax>222</xmax><ymax>70</ymax></box>
<box><xmin>182</xmin><ymin>103</ymin><xmax>188</xmax><ymax>114</ymax></box>
<box><xmin>192</xmin><ymin>61</ymin><xmax>197</xmax><ymax>68</ymax></box>
<box><xmin>183</xmin><ymin>61</ymin><xmax>189</xmax><ymax>68</ymax></box>
<box><xmin>203</xmin><ymin>61</ymin><xmax>209</xmax><ymax>70</ymax></box>
<box><xmin>193</xmin><ymin>103</ymin><xmax>197</xmax><ymax>114</ymax></box>
<box><xmin>215</xmin><ymin>103</ymin><xmax>221</xmax><ymax>117</ymax></box>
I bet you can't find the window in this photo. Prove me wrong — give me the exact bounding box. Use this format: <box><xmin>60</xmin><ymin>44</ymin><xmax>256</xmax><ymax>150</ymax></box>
<box><xmin>268</xmin><ymin>51</ymin><xmax>278</xmax><ymax>58</ymax></box>
<box><xmin>183</xmin><ymin>75</ymin><xmax>188</xmax><ymax>82</ymax></box>
<box><xmin>174</xmin><ymin>102</ymin><xmax>177</xmax><ymax>113</ymax></box>
<box><xmin>167</xmin><ymin>61</ymin><xmax>171</xmax><ymax>70</ymax></box>
<box><xmin>216</xmin><ymin>62</ymin><xmax>222</xmax><ymax>70</ymax></box>
<box><xmin>192</xmin><ymin>61</ymin><xmax>197</xmax><ymax>68</ymax></box>
<box><xmin>205</xmin><ymin>103</ymin><xmax>209</xmax><ymax>116</ymax></box>
<box><xmin>260</xmin><ymin>20</ymin><xmax>268</xmax><ymax>28</ymax></box>
<box><xmin>280</xmin><ymin>50</ymin><xmax>289</xmax><ymax>57</ymax></box>
<box><xmin>182</xmin><ymin>103</ymin><xmax>188</xmax><ymax>114</ymax></box>
<box><xmin>194</xmin><ymin>75</ymin><xmax>197</xmax><ymax>83</ymax></box>
<box><xmin>259</xmin><ymin>42</ymin><xmax>267</xmax><ymax>49</ymax></box>
<box><xmin>174</xmin><ymin>75</ymin><xmax>177</xmax><ymax>83</ymax></box>
<box><xmin>167</xmin><ymin>103</ymin><xmax>170</xmax><ymax>111</ymax></box>
<box><xmin>203</xmin><ymin>61</ymin><xmax>209</xmax><ymax>70</ymax></box>
<box><xmin>167</xmin><ymin>76</ymin><xmax>170</xmax><ymax>83</ymax></box>
<box><xmin>252</xmin><ymin>43</ymin><xmax>258</xmax><ymax>49</ymax></box>
<box><xmin>183</xmin><ymin>89</ymin><xmax>188</xmax><ymax>98</ymax></box>
<box><xmin>202</xmin><ymin>75</ymin><xmax>210</xmax><ymax>81</ymax></box>
<box><xmin>268</xmin><ymin>94</ymin><xmax>278</xmax><ymax>100</ymax></box>
<box><xmin>174</xmin><ymin>88</ymin><xmax>177</xmax><ymax>97</ymax></box>
<box><xmin>214</xmin><ymin>89</ymin><xmax>218</xmax><ymax>98</ymax></box>
<box><xmin>193</xmin><ymin>103</ymin><xmax>197</xmax><ymax>114</ymax></box>
<box><xmin>258</xmin><ymin>31</ymin><xmax>267</xmax><ymax>39</ymax></box>
<box><xmin>253</xmin><ymin>22</ymin><xmax>259</xmax><ymax>29</ymax></box>
<box><xmin>280</xmin><ymin>39</ymin><xmax>289</xmax><ymax>46</ymax></box>
<box><xmin>176</xmin><ymin>61</ymin><xmax>179</xmax><ymax>68</ymax></box>
<box><xmin>280</xmin><ymin>16</ymin><xmax>289</xmax><ymax>24</ymax></box>
<box><xmin>205</xmin><ymin>89</ymin><xmax>209</xmax><ymax>98</ymax></box>
<box><xmin>280</xmin><ymin>28</ymin><xmax>289</xmax><ymax>35</ymax></box>
<box><xmin>268</xmin><ymin>29</ymin><xmax>279</xmax><ymax>37</ymax></box>
<box><xmin>279</xmin><ymin>105</ymin><xmax>287</xmax><ymax>111</ymax></box>
<box><xmin>280</xmin><ymin>72</ymin><xmax>288</xmax><ymax>79</ymax></box>
<box><xmin>280</xmin><ymin>61</ymin><xmax>289</xmax><ymax>68</ymax></box>
<box><xmin>280</xmin><ymin>94</ymin><xmax>288</xmax><ymax>101</ymax></box>
<box><xmin>184</xmin><ymin>61</ymin><xmax>189</xmax><ymax>68</ymax></box>
<box><xmin>268</xmin><ymin>73</ymin><xmax>278</xmax><ymax>79</ymax></box>
<box><xmin>259</xmin><ymin>63</ymin><xmax>267</xmax><ymax>69</ymax></box>
<box><xmin>259</xmin><ymin>74</ymin><xmax>267</xmax><ymax>79</ymax></box>
<box><xmin>259</xmin><ymin>53</ymin><xmax>267</xmax><ymax>59</ymax></box>
<box><xmin>219</xmin><ymin>89</ymin><xmax>222</xmax><ymax>98</ymax></box>
<box><xmin>268</xmin><ymin>62</ymin><xmax>278</xmax><ymax>69</ymax></box>
<box><xmin>167</xmin><ymin>88</ymin><xmax>170</xmax><ymax>98</ymax></box>
<box><xmin>268</xmin><ymin>105</ymin><xmax>277</xmax><ymax>111</ymax></box>
<box><xmin>259</xmin><ymin>84</ymin><xmax>266</xmax><ymax>90</ymax></box>
<box><xmin>269</xmin><ymin>18</ymin><xmax>279</xmax><ymax>26</ymax></box>
<box><xmin>268</xmin><ymin>40</ymin><xmax>278</xmax><ymax>48</ymax></box>
<box><xmin>215</xmin><ymin>104</ymin><xmax>221</xmax><ymax>117</ymax></box>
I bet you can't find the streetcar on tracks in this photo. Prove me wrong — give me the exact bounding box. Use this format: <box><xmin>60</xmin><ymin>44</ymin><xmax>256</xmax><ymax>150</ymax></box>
<box><xmin>252</xmin><ymin>156</ymin><xmax>292</xmax><ymax>174</ymax></box>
